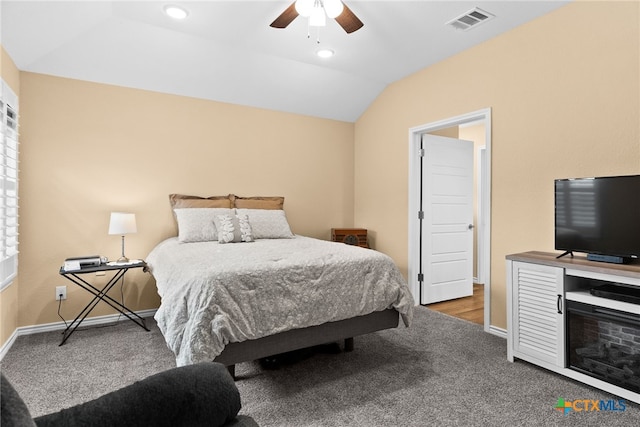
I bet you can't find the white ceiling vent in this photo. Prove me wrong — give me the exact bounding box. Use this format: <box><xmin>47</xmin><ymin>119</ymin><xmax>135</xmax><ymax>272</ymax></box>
<box><xmin>446</xmin><ymin>8</ymin><xmax>495</xmax><ymax>31</ymax></box>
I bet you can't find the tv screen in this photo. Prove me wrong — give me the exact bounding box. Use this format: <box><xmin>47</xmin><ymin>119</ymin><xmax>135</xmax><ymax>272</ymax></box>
<box><xmin>555</xmin><ymin>174</ymin><xmax>640</xmax><ymax>260</ymax></box>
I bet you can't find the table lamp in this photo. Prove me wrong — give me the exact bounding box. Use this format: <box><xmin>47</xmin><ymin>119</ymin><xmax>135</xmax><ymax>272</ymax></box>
<box><xmin>108</xmin><ymin>212</ymin><xmax>137</xmax><ymax>263</ymax></box>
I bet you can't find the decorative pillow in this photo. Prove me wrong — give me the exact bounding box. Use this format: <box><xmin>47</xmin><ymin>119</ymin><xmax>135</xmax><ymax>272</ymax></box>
<box><xmin>231</xmin><ymin>195</ymin><xmax>284</xmax><ymax>210</ymax></box>
<box><xmin>169</xmin><ymin>194</ymin><xmax>233</xmax><ymax>209</ymax></box>
<box><xmin>237</xmin><ymin>209</ymin><xmax>294</xmax><ymax>239</ymax></box>
<box><xmin>213</xmin><ymin>214</ymin><xmax>253</xmax><ymax>244</ymax></box>
<box><xmin>174</xmin><ymin>208</ymin><xmax>233</xmax><ymax>242</ymax></box>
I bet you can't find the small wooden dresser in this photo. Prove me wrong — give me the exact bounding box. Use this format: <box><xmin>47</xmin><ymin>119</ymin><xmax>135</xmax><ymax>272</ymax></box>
<box><xmin>331</xmin><ymin>228</ymin><xmax>369</xmax><ymax>248</ymax></box>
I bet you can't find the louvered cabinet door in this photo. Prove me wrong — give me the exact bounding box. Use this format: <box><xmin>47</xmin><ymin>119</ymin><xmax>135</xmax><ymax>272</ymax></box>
<box><xmin>509</xmin><ymin>261</ymin><xmax>565</xmax><ymax>367</ymax></box>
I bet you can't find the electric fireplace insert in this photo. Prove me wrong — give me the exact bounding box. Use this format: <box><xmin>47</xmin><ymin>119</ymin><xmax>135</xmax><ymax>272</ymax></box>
<box><xmin>567</xmin><ymin>300</ymin><xmax>640</xmax><ymax>393</ymax></box>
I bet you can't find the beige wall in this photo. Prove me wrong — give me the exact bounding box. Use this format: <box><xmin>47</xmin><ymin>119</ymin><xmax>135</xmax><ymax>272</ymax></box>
<box><xmin>1</xmin><ymin>46</ymin><xmax>20</xmax><ymax>94</ymax></box>
<box><xmin>17</xmin><ymin>73</ymin><xmax>355</xmax><ymax>328</ymax></box>
<box><xmin>1</xmin><ymin>45</ymin><xmax>21</xmax><ymax>348</ymax></box>
<box><xmin>354</xmin><ymin>1</ymin><xmax>640</xmax><ymax>329</ymax></box>
<box><xmin>3</xmin><ymin>1</ymin><xmax>640</xmax><ymax>346</ymax></box>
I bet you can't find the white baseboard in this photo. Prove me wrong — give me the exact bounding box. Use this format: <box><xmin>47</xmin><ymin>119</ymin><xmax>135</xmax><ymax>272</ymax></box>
<box><xmin>0</xmin><ymin>309</ymin><xmax>157</xmax><ymax>361</ymax></box>
<box><xmin>0</xmin><ymin>329</ymin><xmax>19</xmax><ymax>361</ymax></box>
<box><xmin>488</xmin><ymin>324</ymin><xmax>507</xmax><ymax>338</ymax></box>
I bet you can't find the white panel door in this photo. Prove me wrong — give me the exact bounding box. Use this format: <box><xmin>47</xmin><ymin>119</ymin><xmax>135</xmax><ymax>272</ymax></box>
<box><xmin>421</xmin><ymin>134</ymin><xmax>474</xmax><ymax>304</ymax></box>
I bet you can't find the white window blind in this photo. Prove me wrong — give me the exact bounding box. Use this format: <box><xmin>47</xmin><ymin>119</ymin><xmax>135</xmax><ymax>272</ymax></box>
<box><xmin>1</xmin><ymin>80</ymin><xmax>19</xmax><ymax>290</ymax></box>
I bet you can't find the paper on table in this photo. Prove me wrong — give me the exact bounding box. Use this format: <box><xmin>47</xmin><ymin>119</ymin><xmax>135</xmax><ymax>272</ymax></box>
<box><xmin>106</xmin><ymin>259</ymin><xmax>143</xmax><ymax>266</ymax></box>
<box><xmin>63</xmin><ymin>260</ymin><xmax>81</xmax><ymax>271</ymax></box>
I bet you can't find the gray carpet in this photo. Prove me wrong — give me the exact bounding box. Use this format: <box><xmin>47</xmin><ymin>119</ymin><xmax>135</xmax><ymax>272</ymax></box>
<box><xmin>2</xmin><ymin>307</ymin><xmax>638</xmax><ymax>426</ymax></box>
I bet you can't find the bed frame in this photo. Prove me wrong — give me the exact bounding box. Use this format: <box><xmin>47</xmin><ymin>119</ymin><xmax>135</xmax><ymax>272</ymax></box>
<box><xmin>213</xmin><ymin>308</ymin><xmax>400</xmax><ymax>379</ymax></box>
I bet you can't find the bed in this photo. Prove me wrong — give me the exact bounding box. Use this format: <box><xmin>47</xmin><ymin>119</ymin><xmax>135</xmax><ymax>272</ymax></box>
<box><xmin>146</xmin><ymin>194</ymin><xmax>414</xmax><ymax>376</ymax></box>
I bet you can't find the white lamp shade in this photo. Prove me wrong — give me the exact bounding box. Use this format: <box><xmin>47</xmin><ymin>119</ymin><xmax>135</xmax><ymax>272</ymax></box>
<box><xmin>295</xmin><ymin>0</ymin><xmax>314</xmax><ymax>17</ymax></box>
<box><xmin>108</xmin><ymin>212</ymin><xmax>137</xmax><ymax>235</ymax></box>
<box><xmin>309</xmin><ymin>6</ymin><xmax>326</xmax><ymax>27</ymax></box>
<box><xmin>324</xmin><ymin>0</ymin><xmax>344</xmax><ymax>18</ymax></box>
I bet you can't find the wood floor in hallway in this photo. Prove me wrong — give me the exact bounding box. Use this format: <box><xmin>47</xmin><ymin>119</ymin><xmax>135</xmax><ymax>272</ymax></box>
<box><xmin>426</xmin><ymin>283</ymin><xmax>484</xmax><ymax>325</ymax></box>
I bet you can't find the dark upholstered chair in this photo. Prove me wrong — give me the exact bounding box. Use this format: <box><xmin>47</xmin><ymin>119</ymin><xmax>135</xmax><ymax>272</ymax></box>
<box><xmin>1</xmin><ymin>362</ymin><xmax>258</xmax><ymax>427</ymax></box>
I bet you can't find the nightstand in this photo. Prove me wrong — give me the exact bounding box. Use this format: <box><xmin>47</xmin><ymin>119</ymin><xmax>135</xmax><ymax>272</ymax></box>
<box><xmin>331</xmin><ymin>228</ymin><xmax>369</xmax><ymax>248</ymax></box>
<box><xmin>58</xmin><ymin>260</ymin><xmax>150</xmax><ymax>345</ymax></box>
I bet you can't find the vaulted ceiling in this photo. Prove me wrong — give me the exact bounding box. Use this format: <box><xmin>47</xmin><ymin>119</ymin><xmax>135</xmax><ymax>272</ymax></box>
<box><xmin>1</xmin><ymin>1</ymin><xmax>570</xmax><ymax>122</ymax></box>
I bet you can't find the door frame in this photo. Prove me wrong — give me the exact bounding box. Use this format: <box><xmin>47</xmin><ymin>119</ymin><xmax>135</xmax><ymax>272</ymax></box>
<box><xmin>408</xmin><ymin>108</ymin><xmax>492</xmax><ymax>332</ymax></box>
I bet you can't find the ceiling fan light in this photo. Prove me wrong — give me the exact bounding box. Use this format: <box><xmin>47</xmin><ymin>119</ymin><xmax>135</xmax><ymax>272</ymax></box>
<box><xmin>316</xmin><ymin>48</ymin><xmax>335</xmax><ymax>58</ymax></box>
<box><xmin>295</xmin><ymin>0</ymin><xmax>314</xmax><ymax>17</ymax></box>
<box><xmin>163</xmin><ymin>5</ymin><xmax>188</xmax><ymax>20</ymax></box>
<box><xmin>323</xmin><ymin>0</ymin><xmax>344</xmax><ymax>19</ymax></box>
<box><xmin>309</xmin><ymin>6</ymin><xmax>326</xmax><ymax>27</ymax></box>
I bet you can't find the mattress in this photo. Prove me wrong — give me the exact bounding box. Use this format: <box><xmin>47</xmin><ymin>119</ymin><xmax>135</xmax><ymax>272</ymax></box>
<box><xmin>146</xmin><ymin>235</ymin><xmax>414</xmax><ymax>366</ymax></box>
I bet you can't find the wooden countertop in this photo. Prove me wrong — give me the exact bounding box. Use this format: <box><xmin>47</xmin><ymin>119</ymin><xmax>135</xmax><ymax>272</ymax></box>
<box><xmin>506</xmin><ymin>251</ymin><xmax>640</xmax><ymax>280</ymax></box>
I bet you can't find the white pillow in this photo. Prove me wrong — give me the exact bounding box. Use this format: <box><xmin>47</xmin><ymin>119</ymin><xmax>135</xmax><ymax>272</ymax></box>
<box><xmin>174</xmin><ymin>208</ymin><xmax>233</xmax><ymax>242</ymax></box>
<box><xmin>237</xmin><ymin>209</ymin><xmax>294</xmax><ymax>239</ymax></box>
<box><xmin>213</xmin><ymin>214</ymin><xmax>254</xmax><ymax>244</ymax></box>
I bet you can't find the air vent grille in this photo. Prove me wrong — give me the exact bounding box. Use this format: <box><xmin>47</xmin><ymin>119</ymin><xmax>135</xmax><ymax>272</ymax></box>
<box><xmin>447</xmin><ymin>7</ymin><xmax>494</xmax><ymax>31</ymax></box>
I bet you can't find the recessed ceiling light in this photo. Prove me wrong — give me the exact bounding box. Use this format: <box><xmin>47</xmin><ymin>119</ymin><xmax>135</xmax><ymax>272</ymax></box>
<box><xmin>316</xmin><ymin>48</ymin><xmax>335</xmax><ymax>59</ymax></box>
<box><xmin>164</xmin><ymin>5</ymin><xmax>188</xmax><ymax>20</ymax></box>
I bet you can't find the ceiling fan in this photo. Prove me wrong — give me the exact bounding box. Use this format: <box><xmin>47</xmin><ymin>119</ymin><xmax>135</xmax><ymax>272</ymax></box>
<box><xmin>270</xmin><ymin>0</ymin><xmax>364</xmax><ymax>34</ymax></box>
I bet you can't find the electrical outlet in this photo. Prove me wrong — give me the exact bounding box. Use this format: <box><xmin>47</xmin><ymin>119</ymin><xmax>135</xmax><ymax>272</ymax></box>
<box><xmin>55</xmin><ymin>286</ymin><xmax>67</xmax><ymax>301</ymax></box>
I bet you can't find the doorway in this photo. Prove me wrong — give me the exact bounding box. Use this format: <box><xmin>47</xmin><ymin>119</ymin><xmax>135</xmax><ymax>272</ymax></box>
<box><xmin>408</xmin><ymin>108</ymin><xmax>492</xmax><ymax>332</ymax></box>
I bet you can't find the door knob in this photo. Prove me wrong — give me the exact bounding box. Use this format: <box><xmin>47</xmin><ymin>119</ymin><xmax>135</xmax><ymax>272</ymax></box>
<box><xmin>468</xmin><ymin>224</ymin><xmax>474</xmax><ymax>230</ymax></box>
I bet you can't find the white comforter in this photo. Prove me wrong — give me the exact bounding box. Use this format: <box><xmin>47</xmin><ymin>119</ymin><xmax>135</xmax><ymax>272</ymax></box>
<box><xmin>146</xmin><ymin>235</ymin><xmax>414</xmax><ymax>366</ymax></box>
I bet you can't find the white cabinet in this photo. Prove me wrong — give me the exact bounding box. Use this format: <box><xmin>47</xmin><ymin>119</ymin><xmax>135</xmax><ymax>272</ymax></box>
<box><xmin>506</xmin><ymin>252</ymin><xmax>640</xmax><ymax>404</ymax></box>
<box><xmin>507</xmin><ymin>260</ymin><xmax>564</xmax><ymax>368</ymax></box>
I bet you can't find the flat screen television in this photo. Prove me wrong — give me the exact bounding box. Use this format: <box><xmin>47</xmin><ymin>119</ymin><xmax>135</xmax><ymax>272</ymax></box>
<box><xmin>554</xmin><ymin>174</ymin><xmax>640</xmax><ymax>263</ymax></box>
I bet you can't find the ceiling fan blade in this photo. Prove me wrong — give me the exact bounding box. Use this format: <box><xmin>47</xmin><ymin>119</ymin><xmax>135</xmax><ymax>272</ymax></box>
<box><xmin>270</xmin><ymin>2</ymin><xmax>299</xmax><ymax>29</ymax></box>
<box><xmin>335</xmin><ymin>3</ymin><xmax>364</xmax><ymax>34</ymax></box>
